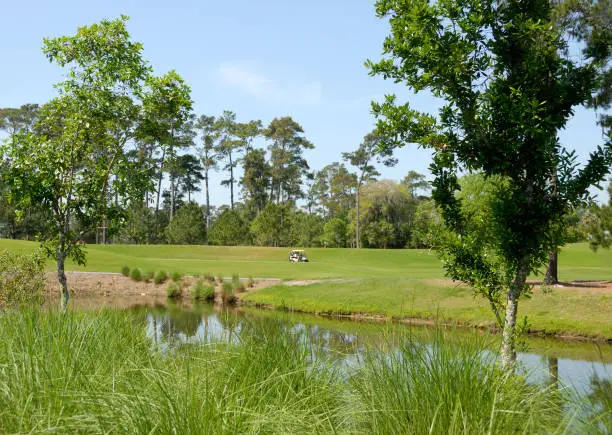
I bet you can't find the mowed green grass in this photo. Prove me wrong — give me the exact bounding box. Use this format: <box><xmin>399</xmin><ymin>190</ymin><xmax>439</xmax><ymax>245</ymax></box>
<box><xmin>2</xmin><ymin>238</ymin><xmax>611</xmax><ymax>338</ymax></box>
<box><xmin>2</xmin><ymin>239</ymin><xmax>610</xmax><ymax>281</ymax></box>
<box><xmin>0</xmin><ymin>238</ymin><xmax>444</xmax><ymax>279</ymax></box>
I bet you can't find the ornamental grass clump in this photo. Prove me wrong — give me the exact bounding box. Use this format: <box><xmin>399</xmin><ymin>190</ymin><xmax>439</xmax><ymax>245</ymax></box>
<box><xmin>130</xmin><ymin>268</ymin><xmax>143</xmax><ymax>282</ymax></box>
<box><xmin>154</xmin><ymin>270</ymin><xmax>168</xmax><ymax>285</ymax></box>
<box><xmin>192</xmin><ymin>280</ymin><xmax>215</xmax><ymax>301</ymax></box>
<box><xmin>222</xmin><ymin>282</ymin><xmax>234</xmax><ymax>298</ymax></box>
<box><xmin>171</xmin><ymin>271</ymin><xmax>183</xmax><ymax>282</ymax></box>
<box><xmin>347</xmin><ymin>330</ymin><xmax>566</xmax><ymax>434</ymax></box>
<box><xmin>121</xmin><ymin>266</ymin><xmax>130</xmax><ymax>277</ymax></box>
<box><xmin>0</xmin><ymin>310</ymin><xmax>345</xmax><ymax>433</ymax></box>
<box><xmin>232</xmin><ymin>273</ymin><xmax>245</xmax><ymax>292</ymax></box>
<box><xmin>167</xmin><ymin>282</ymin><xmax>182</xmax><ymax>299</ymax></box>
<box><xmin>247</xmin><ymin>276</ymin><xmax>255</xmax><ymax>288</ymax></box>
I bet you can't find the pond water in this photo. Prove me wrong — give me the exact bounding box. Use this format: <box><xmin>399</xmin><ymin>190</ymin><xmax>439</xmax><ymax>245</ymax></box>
<box><xmin>66</xmin><ymin>295</ymin><xmax>612</xmax><ymax>398</ymax></box>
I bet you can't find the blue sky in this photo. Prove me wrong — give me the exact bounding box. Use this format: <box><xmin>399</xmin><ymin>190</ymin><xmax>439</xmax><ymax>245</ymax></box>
<box><xmin>1</xmin><ymin>0</ymin><xmax>609</xmax><ymax>205</ymax></box>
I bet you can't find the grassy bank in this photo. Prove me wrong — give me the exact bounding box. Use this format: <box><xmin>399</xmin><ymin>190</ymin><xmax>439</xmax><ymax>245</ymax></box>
<box><xmin>0</xmin><ymin>310</ymin><xmax>606</xmax><ymax>433</ymax></box>
<box><xmin>242</xmin><ymin>277</ymin><xmax>612</xmax><ymax>339</ymax></box>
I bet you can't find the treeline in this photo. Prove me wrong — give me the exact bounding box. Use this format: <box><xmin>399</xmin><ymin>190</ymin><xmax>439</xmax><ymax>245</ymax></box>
<box><xmin>0</xmin><ymin>102</ymin><xmax>442</xmax><ymax>248</ymax></box>
<box><xmin>1</xmin><ymin>102</ymin><xmax>609</xmax><ymax>249</ymax></box>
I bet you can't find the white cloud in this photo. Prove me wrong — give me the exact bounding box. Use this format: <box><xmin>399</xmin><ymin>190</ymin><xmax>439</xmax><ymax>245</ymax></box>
<box><xmin>218</xmin><ymin>62</ymin><xmax>322</xmax><ymax>105</ymax></box>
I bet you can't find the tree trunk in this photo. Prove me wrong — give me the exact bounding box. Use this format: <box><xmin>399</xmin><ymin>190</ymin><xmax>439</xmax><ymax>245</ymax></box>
<box><xmin>145</xmin><ymin>192</ymin><xmax>151</xmax><ymax>244</ymax></box>
<box><xmin>57</xmin><ymin>246</ymin><xmax>69</xmax><ymax>311</ymax></box>
<box><xmin>356</xmin><ymin>185</ymin><xmax>361</xmax><ymax>249</ymax></box>
<box><xmin>170</xmin><ymin>174</ymin><xmax>175</xmax><ymax>220</ymax></box>
<box><xmin>154</xmin><ymin>148</ymin><xmax>166</xmax><ymax>241</ymax></box>
<box><xmin>500</xmin><ymin>258</ymin><xmax>529</xmax><ymax>372</ymax></box>
<box><xmin>229</xmin><ymin>152</ymin><xmax>234</xmax><ymax>209</ymax></box>
<box><xmin>544</xmin><ymin>250</ymin><xmax>558</xmax><ymax>285</ymax></box>
<box><xmin>545</xmin><ymin>168</ymin><xmax>559</xmax><ymax>285</ymax></box>
<box><xmin>205</xmin><ymin>169</ymin><xmax>210</xmax><ymax>240</ymax></box>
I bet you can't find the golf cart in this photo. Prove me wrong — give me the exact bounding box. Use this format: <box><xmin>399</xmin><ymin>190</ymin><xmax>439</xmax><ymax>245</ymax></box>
<box><xmin>289</xmin><ymin>250</ymin><xmax>309</xmax><ymax>263</ymax></box>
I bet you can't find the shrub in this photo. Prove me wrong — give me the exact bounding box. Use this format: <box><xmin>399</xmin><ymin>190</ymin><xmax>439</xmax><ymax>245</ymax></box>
<box><xmin>130</xmin><ymin>268</ymin><xmax>143</xmax><ymax>282</ymax></box>
<box><xmin>0</xmin><ymin>249</ymin><xmax>45</xmax><ymax>309</ymax></box>
<box><xmin>171</xmin><ymin>271</ymin><xmax>183</xmax><ymax>282</ymax></box>
<box><xmin>121</xmin><ymin>266</ymin><xmax>130</xmax><ymax>277</ymax></box>
<box><xmin>203</xmin><ymin>274</ymin><xmax>215</xmax><ymax>283</ymax></box>
<box><xmin>154</xmin><ymin>270</ymin><xmax>168</xmax><ymax>284</ymax></box>
<box><xmin>192</xmin><ymin>280</ymin><xmax>215</xmax><ymax>301</ymax></box>
<box><xmin>144</xmin><ymin>271</ymin><xmax>155</xmax><ymax>282</ymax></box>
<box><xmin>247</xmin><ymin>276</ymin><xmax>255</xmax><ymax>288</ymax></box>
<box><xmin>167</xmin><ymin>282</ymin><xmax>182</xmax><ymax>299</ymax></box>
<box><xmin>232</xmin><ymin>274</ymin><xmax>245</xmax><ymax>292</ymax></box>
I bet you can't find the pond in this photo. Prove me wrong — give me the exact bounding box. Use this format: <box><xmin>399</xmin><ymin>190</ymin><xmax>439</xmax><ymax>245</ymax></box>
<box><xmin>65</xmin><ymin>294</ymin><xmax>612</xmax><ymax>399</ymax></box>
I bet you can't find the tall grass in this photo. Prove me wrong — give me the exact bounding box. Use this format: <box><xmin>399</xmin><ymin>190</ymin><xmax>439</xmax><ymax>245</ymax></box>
<box><xmin>348</xmin><ymin>330</ymin><xmax>568</xmax><ymax>433</ymax></box>
<box><xmin>0</xmin><ymin>310</ymin><xmax>604</xmax><ymax>433</ymax></box>
<box><xmin>0</xmin><ymin>310</ymin><xmax>342</xmax><ymax>433</ymax></box>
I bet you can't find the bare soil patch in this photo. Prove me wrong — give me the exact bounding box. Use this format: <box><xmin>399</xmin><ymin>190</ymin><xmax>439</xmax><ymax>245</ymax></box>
<box><xmin>529</xmin><ymin>280</ymin><xmax>612</xmax><ymax>295</ymax></box>
<box><xmin>44</xmin><ymin>272</ymin><xmax>281</xmax><ymax>298</ymax></box>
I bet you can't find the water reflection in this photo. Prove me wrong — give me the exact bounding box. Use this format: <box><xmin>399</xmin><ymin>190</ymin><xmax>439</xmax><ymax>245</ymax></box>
<box><xmin>124</xmin><ymin>301</ymin><xmax>612</xmax><ymax>398</ymax></box>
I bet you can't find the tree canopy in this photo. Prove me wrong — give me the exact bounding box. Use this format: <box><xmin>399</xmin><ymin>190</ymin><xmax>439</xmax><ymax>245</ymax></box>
<box><xmin>368</xmin><ymin>0</ymin><xmax>612</xmax><ymax>370</ymax></box>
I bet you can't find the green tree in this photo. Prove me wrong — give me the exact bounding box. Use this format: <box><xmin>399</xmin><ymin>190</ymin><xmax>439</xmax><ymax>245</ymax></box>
<box><xmin>369</xmin><ymin>0</ymin><xmax>612</xmax><ymax>370</ymax></box>
<box><xmin>364</xmin><ymin>220</ymin><xmax>396</xmax><ymax>249</ymax></box>
<box><xmin>343</xmin><ymin>133</ymin><xmax>396</xmax><ymax>248</ymax></box>
<box><xmin>1</xmin><ymin>105</ymin><xmax>45</xmax><ymax>240</ymax></box>
<box><xmin>0</xmin><ymin>104</ymin><xmax>39</xmax><ymax>136</ymax></box>
<box><xmin>2</xmin><ymin>17</ymin><xmax>150</xmax><ymax>309</ymax></box>
<box><xmin>410</xmin><ymin>199</ymin><xmax>446</xmax><ymax>249</ymax></box>
<box><xmin>582</xmin><ymin>178</ymin><xmax>612</xmax><ymax>250</ymax></box>
<box><xmin>122</xmin><ymin>145</ymin><xmax>158</xmax><ymax>243</ymax></box>
<box><xmin>165</xmin><ymin>201</ymin><xmax>206</xmax><ymax>244</ymax></box>
<box><xmin>312</xmin><ymin>163</ymin><xmax>356</xmax><ymax>219</ymax></box>
<box><xmin>402</xmin><ymin>170</ymin><xmax>431</xmax><ymax>198</ymax></box>
<box><xmin>321</xmin><ymin>218</ymin><xmax>348</xmax><ymax>248</ymax></box>
<box><xmin>358</xmin><ymin>180</ymin><xmax>412</xmax><ymax>248</ymax></box>
<box><xmin>291</xmin><ymin>211</ymin><xmax>325</xmax><ymax>247</ymax></box>
<box><xmin>176</xmin><ymin>153</ymin><xmax>204</xmax><ymax>202</ymax></box>
<box><xmin>214</xmin><ymin>111</ymin><xmax>240</xmax><ymax>209</ymax></box>
<box><xmin>456</xmin><ymin>174</ymin><xmax>511</xmax><ymax>248</ymax></box>
<box><xmin>265</xmin><ymin>117</ymin><xmax>314</xmax><ymax>203</ymax></box>
<box><xmin>195</xmin><ymin>115</ymin><xmax>219</xmax><ymax>235</ymax></box>
<box><xmin>140</xmin><ymin>71</ymin><xmax>194</xmax><ymax>238</ymax></box>
<box><xmin>235</xmin><ymin>119</ymin><xmax>262</xmax><ymax>157</ymax></box>
<box><xmin>241</xmin><ymin>148</ymin><xmax>271</xmax><ymax>218</ymax></box>
<box><xmin>208</xmin><ymin>209</ymin><xmax>249</xmax><ymax>246</ymax></box>
<box><xmin>250</xmin><ymin>203</ymin><xmax>294</xmax><ymax>247</ymax></box>
<box><xmin>119</xmin><ymin>202</ymin><xmax>154</xmax><ymax>244</ymax></box>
